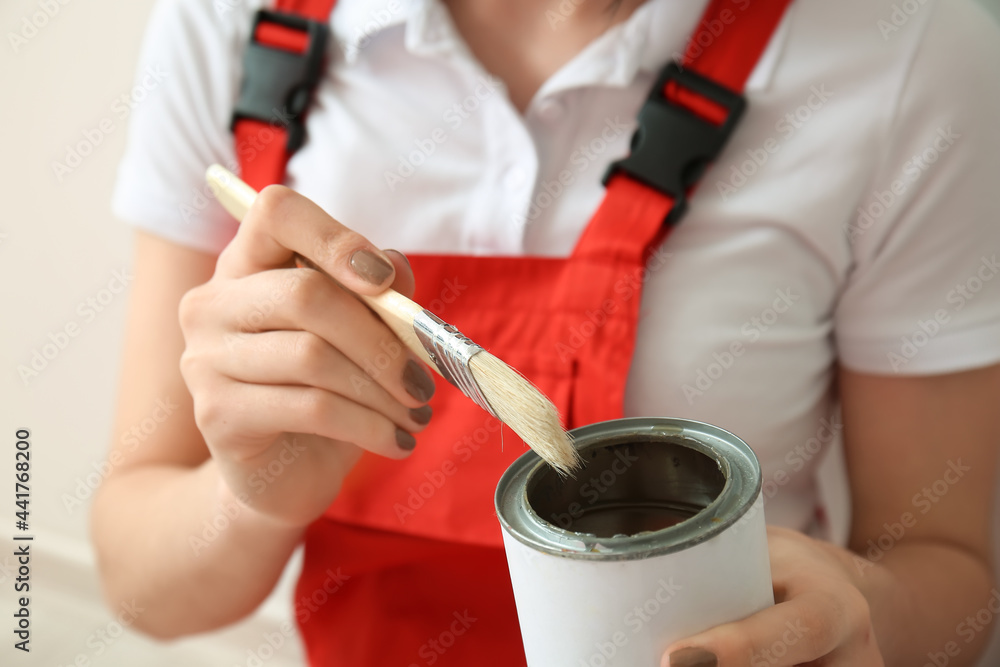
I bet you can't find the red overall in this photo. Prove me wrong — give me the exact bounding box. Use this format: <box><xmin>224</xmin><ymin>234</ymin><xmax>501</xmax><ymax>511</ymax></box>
<box><xmin>233</xmin><ymin>1</ymin><xmax>792</xmax><ymax>664</ymax></box>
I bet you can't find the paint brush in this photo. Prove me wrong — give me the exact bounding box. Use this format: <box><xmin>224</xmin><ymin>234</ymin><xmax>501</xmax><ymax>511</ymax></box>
<box><xmin>205</xmin><ymin>164</ymin><xmax>581</xmax><ymax>475</ymax></box>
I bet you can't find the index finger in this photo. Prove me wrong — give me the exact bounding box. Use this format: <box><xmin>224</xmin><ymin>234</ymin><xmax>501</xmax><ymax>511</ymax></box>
<box><xmin>214</xmin><ymin>180</ymin><xmax>396</xmax><ymax>294</ymax></box>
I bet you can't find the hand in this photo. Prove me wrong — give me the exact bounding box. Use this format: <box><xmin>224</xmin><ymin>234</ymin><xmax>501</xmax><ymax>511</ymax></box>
<box><xmin>662</xmin><ymin>526</ymin><xmax>884</xmax><ymax>667</ymax></box>
<box><xmin>178</xmin><ymin>185</ymin><xmax>435</xmax><ymax>527</ymax></box>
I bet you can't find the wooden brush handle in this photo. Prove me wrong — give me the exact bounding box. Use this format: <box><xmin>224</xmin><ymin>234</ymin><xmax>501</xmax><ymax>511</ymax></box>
<box><xmin>205</xmin><ymin>165</ymin><xmax>437</xmax><ymax>371</ymax></box>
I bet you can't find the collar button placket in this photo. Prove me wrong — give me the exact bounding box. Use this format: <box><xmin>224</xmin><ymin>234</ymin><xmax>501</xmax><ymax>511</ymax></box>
<box><xmin>484</xmin><ymin>93</ymin><xmax>539</xmax><ymax>253</ymax></box>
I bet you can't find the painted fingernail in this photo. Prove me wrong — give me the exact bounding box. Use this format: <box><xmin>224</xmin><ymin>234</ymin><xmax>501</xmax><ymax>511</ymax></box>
<box><xmin>409</xmin><ymin>404</ymin><xmax>433</xmax><ymax>425</ymax></box>
<box><xmin>396</xmin><ymin>428</ymin><xmax>417</xmax><ymax>451</ymax></box>
<box><xmin>669</xmin><ymin>647</ymin><xmax>717</xmax><ymax>667</ymax></box>
<box><xmin>349</xmin><ymin>249</ymin><xmax>394</xmax><ymax>285</ymax></box>
<box><xmin>402</xmin><ymin>359</ymin><xmax>435</xmax><ymax>402</ymax></box>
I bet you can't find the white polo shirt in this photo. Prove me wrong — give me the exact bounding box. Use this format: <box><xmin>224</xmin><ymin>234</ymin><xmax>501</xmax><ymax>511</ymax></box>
<box><xmin>111</xmin><ymin>0</ymin><xmax>1000</xmax><ymax>537</ymax></box>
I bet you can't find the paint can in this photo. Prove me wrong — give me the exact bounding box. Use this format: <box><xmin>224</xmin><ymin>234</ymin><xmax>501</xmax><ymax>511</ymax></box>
<box><xmin>495</xmin><ymin>417</ymin><xmax>772</xmax><ymax>667</ymax></box>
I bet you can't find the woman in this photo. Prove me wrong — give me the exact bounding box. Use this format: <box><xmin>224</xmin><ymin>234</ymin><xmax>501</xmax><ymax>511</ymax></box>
<box><xmin>92</xmin><ymin>0</ymin><xmax>1000</xmax><ymax>665</ymax></box>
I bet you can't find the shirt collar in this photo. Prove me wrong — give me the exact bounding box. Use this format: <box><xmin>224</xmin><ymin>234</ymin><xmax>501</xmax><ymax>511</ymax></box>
<box><xmin>534</xmin><ymin>0</ymin><xmax>707</xmax><ymax>99</ymax></box>
<box><xmin>537</xmin><ymin>0</ymin><xmax>791</xmax><ymax>97</ymax></box>
<box><xmin>331</xmin><ymin>0</ymin><xmax>411</xmax><ymax>63</ymax></box>
<box><xmin>403</xmin><ymin>0</ymin><xmax>472</xmax><ymax>60</ymax></box>
<box><xmin>332</xmin><ymin>0</ymin><xmax>473</xmax><ymax>64</ymax></box>
<box><xmin>333</xmin><ymin>0</ymin><xmax>791</xmax><ymax>93</ymax></box>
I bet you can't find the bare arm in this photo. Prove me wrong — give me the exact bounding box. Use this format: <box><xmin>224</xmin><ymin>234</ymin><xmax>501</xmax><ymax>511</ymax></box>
<box><xmin>90</xmin><ymin>231</ymin><xmax>304</xmax><ymax>637</ymax></box>
<box><xmin>841</xmin><ymin>364</ymin><xmax>999</xmax><ymax>665</ymax></box>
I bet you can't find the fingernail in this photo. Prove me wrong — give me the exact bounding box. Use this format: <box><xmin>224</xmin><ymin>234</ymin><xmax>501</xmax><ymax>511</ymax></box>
<box><xmin>349</xmin><ymin>249</ymin><xmax>394</xmax><ymax>285</ymax></box>
<box><xmin>409</xmin><ymin>404</ymin><xmax>433</xmax><ymax>425</ymax></box>
<box><xmin>669</xmin><ymin>647</ymin><xmax>717</xmax><ymax>667</ymax></box>
<box><xmin>402</xmin><ymin>359</ymin><xmax>435</xmax><ymax>402</ymax></box>
<box><xmin>396</xmin><ymin>428</ymin><xmax>417</xmax><ymax>451</ymax></box>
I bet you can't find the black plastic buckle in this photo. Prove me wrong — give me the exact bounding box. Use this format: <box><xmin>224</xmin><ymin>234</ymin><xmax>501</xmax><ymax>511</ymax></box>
<box><xmin>230</xmin><ymin>10</ymin><xmax>329</xmax><ymax>153</ymax></box>
<box><xmin>603</xmin><ymin>61</ymin><xmax>746</xmax><ymax>224</ymax></box>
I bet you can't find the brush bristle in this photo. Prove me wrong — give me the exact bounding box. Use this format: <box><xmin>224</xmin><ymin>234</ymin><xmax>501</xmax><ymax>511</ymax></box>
<box><xmin>468</xmin><ymin>351</ymin><xmax>582</xmax><ymax>476</ymax></box>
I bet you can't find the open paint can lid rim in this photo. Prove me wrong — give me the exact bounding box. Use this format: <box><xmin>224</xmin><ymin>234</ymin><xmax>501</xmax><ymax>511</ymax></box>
<box><xmin>495</xmin><ymin>417</ymin><xmax>763</xmax><ymax>561</ymax></box>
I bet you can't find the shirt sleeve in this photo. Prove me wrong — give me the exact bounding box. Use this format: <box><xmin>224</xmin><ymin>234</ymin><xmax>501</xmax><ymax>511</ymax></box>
<box><xmin>110</xmin><ymin>0</ymin><xmax>261</xmax><ymax>254</ymax></box>
<box><xmin>834</xmin><ymin>0</ymin><xmax>1000</xmax><ymax>375</ymax></box>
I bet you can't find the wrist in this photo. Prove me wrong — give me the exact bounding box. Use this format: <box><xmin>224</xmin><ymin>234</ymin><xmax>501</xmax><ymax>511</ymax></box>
<box><xmin>822</xmin><ymin>537</ymin><xmax>900</xmax><ymax>612</ymax></box>
<box><xmin>206</xmin><ymin>461</ymin><xmax>309</xmax><ymax>541</ymax></box>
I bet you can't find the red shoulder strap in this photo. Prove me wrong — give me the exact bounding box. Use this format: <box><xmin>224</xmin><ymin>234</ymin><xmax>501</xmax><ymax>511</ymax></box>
<box><xmin>233</xmin><ymin>0</ymin><xmax>337</xmax><ymax>191</ymax></box>
<box><xmin>670</xmin><ymin>0</ymin><xmax>793</xmax><ymax>124</ymax></box>
<box><xmin>271</xmin><ymin>0</ymin><xmax>336</xmax><ymax>18</ymax></box>
<box><xmin>575</xmin><ymin>0</ymin><xmax>794</xmax><ymax>261</ymax></box>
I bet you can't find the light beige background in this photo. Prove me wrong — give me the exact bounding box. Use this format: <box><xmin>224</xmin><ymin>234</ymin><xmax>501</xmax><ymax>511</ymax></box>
<box><xmin>1</xmin><ymin>0</ymin><xmax>999</xmax><ymax>665</ymax></box>
<box><xmin>1</xmin><ymin>0</ymin><xmax>305</xmax><ymax>664</ymax></box>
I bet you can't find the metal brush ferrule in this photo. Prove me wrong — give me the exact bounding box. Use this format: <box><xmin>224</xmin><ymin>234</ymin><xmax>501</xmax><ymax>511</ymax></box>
<box><xmin>412</xmin><ymin>310</ymin><xmax>499</xmax><ymax>418</ymax></box>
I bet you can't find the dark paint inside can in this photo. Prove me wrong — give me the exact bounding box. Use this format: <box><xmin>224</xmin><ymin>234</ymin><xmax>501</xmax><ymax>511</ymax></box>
<box><xmin>525</xmin><ymin>439</ymin><xmax>727</xmax><ymax>538</ymax></box>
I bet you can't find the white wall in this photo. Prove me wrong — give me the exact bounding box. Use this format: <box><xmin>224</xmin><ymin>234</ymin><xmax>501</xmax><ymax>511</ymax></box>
<box><xmin>0</xmin><ymin>0</ymin><xmax>304</xmax><ymax>664</ymax></box>
<box><xmin>1</xmin><ymin>0</ymin><xmax>998</xmax><ymax>665</ymax></box>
